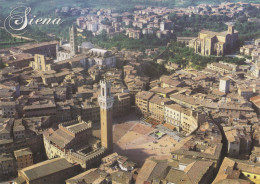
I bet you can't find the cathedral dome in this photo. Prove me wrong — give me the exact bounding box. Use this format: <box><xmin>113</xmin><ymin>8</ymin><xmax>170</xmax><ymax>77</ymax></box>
<box><xmin>81</xmin><ymin>42</ymin><xmax>94</xmax><ymax>49</ymax></box>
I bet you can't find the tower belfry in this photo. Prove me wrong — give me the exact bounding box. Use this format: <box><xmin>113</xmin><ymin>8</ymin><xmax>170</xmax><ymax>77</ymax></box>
<box><xmin>228</xmin><ymin>25</ymin><xmax>234</xmax><ymax>35</ymax></box>
<box><xmin>98</xmin><ymin>79</ymin><xmax>114</xmax><ymax>151</ymax></box>
<box><xmin>69</xmin><ymin>25</ymin><xmax>78</xmax><ymax>56</ymax></box>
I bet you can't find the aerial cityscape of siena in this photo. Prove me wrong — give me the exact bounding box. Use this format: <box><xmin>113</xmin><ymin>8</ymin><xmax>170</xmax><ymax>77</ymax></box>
<box><xmin>0</xmin><ymin>0</ymin><xmax>260</xmax><ymax>183</ymax></box>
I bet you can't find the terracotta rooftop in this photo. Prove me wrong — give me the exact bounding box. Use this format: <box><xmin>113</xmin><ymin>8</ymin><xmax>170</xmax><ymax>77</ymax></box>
<box><xmin>136</xmin><ymin>91</ymin><xmax>154</xmax><ymax>100</ymax></box>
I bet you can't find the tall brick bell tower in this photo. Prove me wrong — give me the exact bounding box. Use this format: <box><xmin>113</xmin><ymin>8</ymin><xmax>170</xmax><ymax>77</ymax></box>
<box><xmin>98</xmin><ymin>79</ymin><xmax>114</xmax><ymax>152</ymax></box>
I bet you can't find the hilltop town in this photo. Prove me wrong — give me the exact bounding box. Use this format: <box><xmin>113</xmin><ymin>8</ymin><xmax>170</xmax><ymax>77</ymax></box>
<box><xmin>0</xmin><ymin>1</ymin><xmax>260</xmax><ymax>184</ymax></box>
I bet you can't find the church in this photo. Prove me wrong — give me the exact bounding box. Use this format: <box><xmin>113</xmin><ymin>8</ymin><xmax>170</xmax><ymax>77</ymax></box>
<box><xmin>189</xmin><ymin>25</ymin><xmax>238</xmax><ymax>56</ymax></box>
<box><xmin>55</xmin><ymin>25</ymin><xmax>116</xmax><ymax>69</ymax></box>
<box><xmin>55</xmin><ymin>25</ymin><xmax>78</xmax><ymax>62</ymax></box>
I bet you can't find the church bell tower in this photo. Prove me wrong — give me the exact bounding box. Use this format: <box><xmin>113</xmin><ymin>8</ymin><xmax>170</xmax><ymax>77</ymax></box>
<box><xmin>69</xmin><ymin>25</ymin><xmax>78</xmax><ymax>56</ymax></box>
<box><xmin>98</xmin><ymin>79</ymin><xmax>114</xmax><ymax>151</ymax></box>
<box><xmin>228</xmin><ymin>25</ymin><xmax>234</xmax><ymax>35</ymax></box>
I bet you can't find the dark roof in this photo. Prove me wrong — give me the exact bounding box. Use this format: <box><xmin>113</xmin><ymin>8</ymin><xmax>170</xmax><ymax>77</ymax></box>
<box><xmin>21</xmin><ymin>158</ymin><xmax>75</xmax><ymax>181</ymax></box>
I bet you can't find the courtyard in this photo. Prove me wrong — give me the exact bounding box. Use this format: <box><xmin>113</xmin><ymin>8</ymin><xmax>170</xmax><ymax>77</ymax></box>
<box><xmin>93</xmin><ymin>112</ymin><xmax>193</xmax><ymax>166</ymax></box>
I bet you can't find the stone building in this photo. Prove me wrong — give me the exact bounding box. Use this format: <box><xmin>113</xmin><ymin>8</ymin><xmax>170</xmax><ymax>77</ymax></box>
<box><xmin>219</xmin><ymin>77</ymin><xmax>230</xmax><ymax>94</ymax></box>
<box><xmin>164</xmin><ymin>104</ymin><xmax>205</xmax><ymax>136</ymax></box>
<box><xmin>66</xmin><ymin>153</ymin><xmax>136</xmax><ymax>184</ymax></box>
<box><xmin>14</xmin><ymin>158</ymin><xmax>80</xmax><ymax>184</ymax></box>
<box><xmin>136</xmin><ymin>158</ymin><xmax>214</xmax><ymax>184</ymax></box>
<box><xmin>81</xmin><ymin>99</ymin><xmax>100</xmax><ymax>124</ymax></box>
<box><xmin>20</xmin><ymin>41</ymin><xmax>58</xmax><ymax>58</ymax></box>
<box><xmin>126</xmin><ymin>29</ymin><xmax>141</xmax><ymax>39</ymax></box>
<box><xmin>66</xmin><ymin>168</ymin><xmax>109</xmax><ymax>184</ymax></box>
<box><xmin>0</xmin><ymin>118</ymin><xmax>13</xmax><ymax>140</ymax></box>
<box><xmin>240</xmin><ymin>45</ymin><xmax>255</xmax><ymax>56</ymax></box>
<box><xmin>23</xmin><ymin>100</ymin><xmax>57</xmax><ymax>119</ymax></box>
<box><xmin>189</xmin><ymin>25</ymin><xmax>238</xmax><ymax>56</ymax></box>
<box><xmin>224</xmin><ymin>126</ymin><xmax>252</xmax><ymax>158</ymax></box>
<box><xmin>135</xmin><ymin>91</ymin><xmax>155</xmax><ymax>117</ymax></box>
<box><xmin>85</xmin><ymin>48</ymin><xmax>116</xmax><ymax>68</ymax></box>
<box><xmin>252</xmin><ymin>62</ymin><xmax>260</xmax><ymax>77</ymax></box>
<box><xmin>213</xmin><ymin>157</ymin><xmax>260</xmax><ymax>184</ymax></box>
<box><xmin>13</xmin><ymin>119</ymin><xmax>26</xmax><ymax>140</ymax></box>
<box><xmin>238</xmin><ymin>87</ymin><xmax>254</xmax><ymax>100</ymax></box>
<box><xmin>14</xmin><ymin>147</ymin><xmax>33</xmax><ymax>170</ymax></box>
<box><xmin>43</xmin><ymin>117</ymin><xmax>105</xmax><ymax>169</ymax></box>
<box><xmin>0</xmin><ymin>101</ymin><xmax>18</xmax><ymax>118</ymax></box>
<box><xmin>207</xmin><ymin>62</ymin><xmax>237</xmax><ymax>74</ymax></box>
<box><xmin>250</xmin><ymin>95</ymin><xmax>260</xmax><ymax>114</ymax></box>
<box><xmin>113</xmin><ymin>93</ymin><xmax>131</xmax><ymax>118</ymax></box>
<box><xmin>56</xmin><ymin>101</ymin><xmax>73</xmax><ymax>123</ymax></box>
<box><xmin>0</xmin><ymin>132</ymin><xmax>44</xmax><ymax>160</ymax></box>
<box><xmin>1</xmin><ymin>53</ymin><xmax>34</xmax><ymax>69</ymax></box>
<box><xmin>41</xmin><ymin>70</ymin><xmax>73</xmax><ymax>85</ymax></box>
<box><xmin>148</xmin><ymin>95</ymin><xmax>172</xmax><ymax>123</ymax></box>
<box><xmin>30</xmin><ymin>54</ymin><xmax>53</xmax><ymax>72</ymax></box>
<box><xmin>250</xmin><ymin>146</ymin><xmax>260</xmax><ymax>163</ymax></box>
<box><xmin>0</xmin><ymin>153</ymin><xmax>16</xmax><ymax>178</ymax></box>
